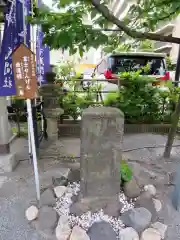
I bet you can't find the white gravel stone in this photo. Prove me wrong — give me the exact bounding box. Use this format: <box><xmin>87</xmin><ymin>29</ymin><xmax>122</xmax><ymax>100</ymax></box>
<box><xmin>70</xmin><ymin>226</ymin><xmax>90</xmax><ymax>240</ymax></box>
<box><xmin>55</xmin><ymin>182</ymin><xmax>134</xmax><ymax>238</ymax></box>
<box><xmin>152</xmin><ymin>198</ymin><xmax>162</xmax><ymax>212</ymax></box>
<box><xmin>144</xmin><ymin>185</ymin><xmax>156</xmax><ymax>197</ymax></box>
<box><xmin>25</xmin><ymin>205</ymin><xmax>38</xmax><ymax>221</ymax></box>
<box><xmin>56</xmin><ymin>215</ymin><xmax>71</xmax><ymax>240</ymax></box>
<box><xmin>119</xmin><ymin>191</ymin><xmax>134</xmax><ymax>213</ymax></box>
<box><xmin>55</xmin><ymin>182</ymin><xmax>80</xmax><ymax>216</ymax></box>
<box><xmin>140</xmin><ymin>228</ymin><xmax>161</xmax><ymax>240</ymax></box>
<box><xmin>54</xmin><ymin>186</ymin><xmax>67</xmax><ymax>198</ymax></box>
<box><xmin>69</xmin><ymin>209</ymin><xmax>125</xmax><ymax>235</ymax></box>
<box><xmin>119</xmin><ymin>227</ymin><xmax>139</xmax><ymax>240</ymax></box>
<box><xmin>151</xmin><ymin>222</ymin><xmax>168</xmax><ymax>239</ymax></box>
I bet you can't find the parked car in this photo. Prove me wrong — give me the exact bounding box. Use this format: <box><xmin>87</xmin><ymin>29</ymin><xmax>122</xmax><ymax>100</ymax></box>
<box><xmin>93</xmin><ymin>52</ymin><xmax>169</xmax><ymax>82</ymax></box>
<box><xmin>92</xmin><ymin>52</ymin><xmax>170</xmax><ymax>101</ymax></box>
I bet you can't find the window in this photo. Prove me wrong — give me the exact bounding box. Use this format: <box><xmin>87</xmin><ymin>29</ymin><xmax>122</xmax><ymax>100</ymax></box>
<box><xmin>108</xmin><ymin>55</ymin><xmax>166</xmax><ymax>75</ymax></box>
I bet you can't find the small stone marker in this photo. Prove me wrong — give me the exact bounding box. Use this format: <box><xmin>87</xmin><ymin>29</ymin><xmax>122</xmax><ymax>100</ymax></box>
<box><xmin>151</xmin><ymin>222</ymin><xmax>167</xmax><ymax>239</ymax></box>
<box><xmin>54</xmin><ymin>186</ymin><xmax>67</xmax><ymax>198</ymax></box>
<box><xmin>80</xmin><ymin>106</ymin><xmax>124</xmax><ymax>199</ymax></box>
<box><xmin>70</xmin><ymin>226</ymin><xmax>90</xmax><ymax>240</ymax></box>
<box><xmin>141</xmin><ymin>228</ymin><xmax>161</xmax><ymax>240</ymax></box>
<box><xmin>119</xmin><ymin>227</ymin><xmax>139</xmax><ymax>240</ymax></box>
<box><xmin>87</xmin><ymin>221</ymin><xmax>117</xmax><ymax>240</ymax></box>
<box><xmin>56</xmin><ymin>215</ymin><xmax>71</xmax><ymax>240</ymax></box>
<box><xmin>121</xmin><ymin>207</ymin><xmax>152</xmax><ymax>234</ymax></box>
<box><xmin>25</xmin><ymin>205</ymin><xmax>39</xmax><ymax>221</ymax></box>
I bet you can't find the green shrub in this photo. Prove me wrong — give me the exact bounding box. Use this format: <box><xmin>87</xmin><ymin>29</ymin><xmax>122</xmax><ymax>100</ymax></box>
<box><xmin>120</xmin><ymin>160</ymin><xmax>133</xmax><ymax>182</ymax></box>
<box><xmin>104</xmin><ymin>92</ymin><xmax>119</xmax><ymax>107</ymax></box>
<box><xmin>104</xmin><ymin>72</ymin><xmax>173</xmax><ymax>124</ymax></box>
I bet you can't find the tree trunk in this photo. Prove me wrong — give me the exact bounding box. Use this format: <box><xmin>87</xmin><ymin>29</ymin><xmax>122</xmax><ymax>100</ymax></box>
<box><xmin>164</xmin><ymin>45</ymin><xmax>180</xmax><ymax>158</ymax></box>
<box><xmin>164</xmin><ymin>96</ymin><xmax>180</xmax><ymax>158</ymax></box>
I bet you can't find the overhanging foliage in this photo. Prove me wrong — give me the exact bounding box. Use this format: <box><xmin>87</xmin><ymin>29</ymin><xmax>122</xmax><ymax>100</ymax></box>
<box><xmin>29</xmin><ymin>0</ymin><xmax>180</xmax><ymax>54</ymax></box>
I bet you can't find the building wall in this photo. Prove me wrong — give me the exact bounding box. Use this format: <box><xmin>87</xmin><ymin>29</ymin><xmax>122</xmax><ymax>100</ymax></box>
<box><xmin>110</xmin><ymin>0</ymin><xmax>135</xmax><ymax>19</ymax></box>
<box><xmin>50</xmin><ymin>47</ymin><xmax>101</xmax><ymax>66</ymax></box>
<box><xmin>170</xmin><ymin>16</ymin><xmax>180</xmax><ymax>63</ymax></box>
<box><xmin>110</xmin><ymin>0</ymin><xmax>180</xmax><ymax>64</ymax></box>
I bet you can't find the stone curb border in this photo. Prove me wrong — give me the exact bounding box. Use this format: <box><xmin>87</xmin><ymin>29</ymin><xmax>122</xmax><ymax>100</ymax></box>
<box><xmin>57</xmin><ymin>122</ymin><xmax>174</xmax><ymax>138</ymax></box>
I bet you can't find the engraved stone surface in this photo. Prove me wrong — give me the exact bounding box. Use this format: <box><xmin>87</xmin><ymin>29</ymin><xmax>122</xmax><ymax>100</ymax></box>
<box><xmin>80</xmin><ymin>106</ymin><xmax>124</xmax><ymax>198</ymax></box>
<box><xmin>39</xmin><ymin>84</ymin><xmax>64</xmax><ymax>118</ymax></box>
<box><xmin>39</xmin><ymin>84</ymin><xmax>64</xmax><ymax>138</ymax></box>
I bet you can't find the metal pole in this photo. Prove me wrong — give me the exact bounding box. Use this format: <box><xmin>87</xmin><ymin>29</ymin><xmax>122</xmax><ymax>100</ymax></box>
<box><xmin>22</xmin><ymin>0</ymin><xmax>40</xmax><ymax>201</ymax></box>
<box><xmin>174</xmin><ymin>45</ymin><xmax>180</xmax><ymax>87</ymax></box>
<box><xmin>172</xmin><ymin>44</ymin><xmax>180</xmax><ymax>210</ymax></box>
<box><xmin>32</xmin><ymin>101</ymin><xmax>39</xmax><ymax>148</ymax></box>
<box><xmin>28</xmin><ymin>117</ymin><xmax>32</xmax><ymax>164</ymax></box>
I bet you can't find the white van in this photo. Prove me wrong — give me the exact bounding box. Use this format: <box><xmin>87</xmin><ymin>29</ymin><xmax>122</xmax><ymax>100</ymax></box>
<box><xmin>93</xmin><ymin>52</ymin><xmax>170</xmax><ymax>101</ymax></box>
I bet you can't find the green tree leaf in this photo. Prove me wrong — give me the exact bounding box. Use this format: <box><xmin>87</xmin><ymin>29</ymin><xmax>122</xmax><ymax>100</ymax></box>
<box><xmin>28</xmin><ymin>0</ymin><xmax>180</xmax><ymax>55</ymax></box>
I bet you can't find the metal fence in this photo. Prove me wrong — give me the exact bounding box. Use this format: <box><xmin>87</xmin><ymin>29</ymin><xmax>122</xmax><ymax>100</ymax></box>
<box><xmin>7</xmin><ymin>78</ymin><xmax>177</xmax><ymax>143</ymax></box>
<box><xmin>58</xmin><ymin>78</ymin><xmax>174</xmax><ymax>124</ymax></box>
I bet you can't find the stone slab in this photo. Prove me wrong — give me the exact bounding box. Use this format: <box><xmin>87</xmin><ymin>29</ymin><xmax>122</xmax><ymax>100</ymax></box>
<box><xmin>87</xmin><ymin>221</ymin><xmax>117</xmax><ymax>240</ymax></box>
<box><xmin>80</xmin><ymin>106</ymin><xmax>124</xmax><ymax>199</ymax></box>
<box><xmin>0</xmin><ymin>153</ymin><xmax>18</xmax><ymax>173</ymax></box>
<box><xmin>0</xmin><ymin>97</ymin><xmax>11</xmax><ymax>146</ymax></box>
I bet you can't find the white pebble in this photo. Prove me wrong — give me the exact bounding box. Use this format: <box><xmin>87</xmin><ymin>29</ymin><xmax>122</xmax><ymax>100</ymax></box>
<box><xmin>152</xmin><ymin>199</ymin><xmax>162</xmax><ymax>212</ymax></box>
<box><xmin>70</xmin><ymin>226</ymin><xmax>90</xmax><ymax>240</ymax></box>
<box><xmin>119</xmin><ymin>227</ymin><xmax>139</xmax><ymax>240</ymax></box>
<box><xmin>54</xmin><ymin>186</ymin><xmax>67</xmax><ymax>198</ymax></box>
<box><xmin>25</xmin><ymin>205</ymin><xmax>38</xmax><ymax>221</ymax></box>
<box><xmin>151</xmin><ymin>222</ymin><xmax>167</xmax><ymax>239</ymax></box>
<box><xmin>141</xmin><ymin>228</ymin><xmax>161</xmax><ymax>240</ymax></box>
<box><xmin>55</xmin><ymin>183</ymin><xmax>134</xmax><ymax>237</ymax></box>
<box><xmin>56</xmin><ymin>215</ymin><xmax>71</xmax><ymax>240</ymax></box>
<box><xmin>144</xmin><ymin>185</ymin><xmax>156</xmax><ymax>196</ymax></box>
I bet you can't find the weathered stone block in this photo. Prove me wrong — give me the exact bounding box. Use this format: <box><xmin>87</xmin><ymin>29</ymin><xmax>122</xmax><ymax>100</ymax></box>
<box><xmin>80</xmin><ymin>106</ymin><xmax>124</xmax><ymax>198</ymax></box>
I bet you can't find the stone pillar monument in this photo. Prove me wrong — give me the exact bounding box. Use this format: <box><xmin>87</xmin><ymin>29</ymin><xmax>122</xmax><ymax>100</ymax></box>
<box><xmin>0</xmin><ymin>97</ymin><xmax>17</xmax><ymax>172</ymax></box>
<box><xmin>70</xmin><ymin>106</ymin><xmax>124</xmax><ymax>216</ymax></box>
<box><xmin>39</xmin><ymin>84</ymin><xmax>64</xmax><ymax>138</ymax></box>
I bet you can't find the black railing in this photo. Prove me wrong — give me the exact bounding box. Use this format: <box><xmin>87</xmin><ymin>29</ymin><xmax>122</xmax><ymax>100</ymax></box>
<box><xmin>59</xmin><ymin>78</ymin><xmax>174</xmax><ymax>124</ymax></box>
<box><xmin>32</xmin><ymin>100</ymin><xmax>48</xmax><ymax>149</ymax></box>
<box><xmin>8</xmin><ymin>99</ymin><xmax>48</xmax><ymax>149</ymax></box>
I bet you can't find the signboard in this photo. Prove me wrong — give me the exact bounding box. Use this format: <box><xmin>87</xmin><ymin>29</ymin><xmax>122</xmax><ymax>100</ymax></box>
<box><xmin>12</xmin><ymin>43</ymin><xmax>38</xmax><ymax>99</ymax></box>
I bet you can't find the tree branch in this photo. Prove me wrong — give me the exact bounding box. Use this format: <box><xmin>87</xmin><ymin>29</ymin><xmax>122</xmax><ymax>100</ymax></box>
<box><xmin>91</xmin><ymin>0</ymin><xmax>180</xmax><ymax>44</ymax></box>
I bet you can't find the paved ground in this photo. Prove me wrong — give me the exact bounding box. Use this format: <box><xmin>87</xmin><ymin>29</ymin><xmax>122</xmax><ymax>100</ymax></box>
<box><xmin>1</xmin><ymin>134</ymin><xmax>180</xmax><ymax>239</ymax></box>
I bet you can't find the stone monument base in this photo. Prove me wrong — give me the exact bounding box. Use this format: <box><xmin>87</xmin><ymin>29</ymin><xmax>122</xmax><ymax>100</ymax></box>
<box><xmin>47</xmin><ymin>118</ymin><xmax>58</xmax><ymax>137</ymax></box>
<box><xmin>0</xmin><ymin>153</ymin><xmax>17</xmax><ymax>173</ymax></box>
<box><xmin>70</xmin><ymin>195</ymin><xmax>122</xmax><ymax>217</ymax></box>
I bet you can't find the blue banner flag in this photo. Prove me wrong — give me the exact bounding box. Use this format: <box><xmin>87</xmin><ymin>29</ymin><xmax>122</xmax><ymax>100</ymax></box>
<box><xmin>36</xmin><ymin>0</ymin><xmax>50</xmax><ymax>85</ymax></box>
<box><xmin>0</xmin><ymin>0</ymin><xmax>31</xmax><ymax>96</ymax></box>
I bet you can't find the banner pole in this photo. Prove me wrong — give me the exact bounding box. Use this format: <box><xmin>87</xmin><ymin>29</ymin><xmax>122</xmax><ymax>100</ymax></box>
<box><xmin>22</xmin><ymin>0</ymin><xmax>40</xmax><ymax>201</ymax></box>
<box><xmin>28</xmin><ymin>118</ymin><xmax>32</xmax><ymax>164</ymax></box>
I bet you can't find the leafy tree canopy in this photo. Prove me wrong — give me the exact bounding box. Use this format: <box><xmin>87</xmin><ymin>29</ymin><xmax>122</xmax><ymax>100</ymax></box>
<box><xmin>103</xmin><ymin>39</ymin><xmax>155</xmax><ymax>53</ymax></box>
<box><xmin>30</xmin><ymin>0</ymin><xmax>180</xmax><ymax>54</ymax></box>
